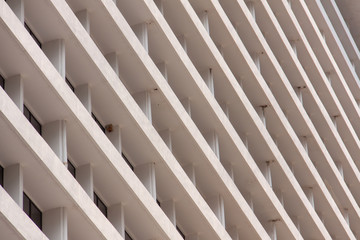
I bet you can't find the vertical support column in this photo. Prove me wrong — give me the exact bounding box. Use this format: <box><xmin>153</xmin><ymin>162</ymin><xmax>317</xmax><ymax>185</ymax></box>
<box><xmin>181</xmin><ymin>98</ymin><xmax>191</xmax><ymax>117</ymax></box>
<box><xmin>178</xmin><ymin>35</ymin><xmax>188</xmax><ymax>53</ymax></box>
<box><xmin>159</xmin><ymin>129</ymin><xmax>172</xmax><ymax>152</ymax></box>
<box><xmin>133</xmin><ymin>91</ymin><xmax>152</xmax><ymax>123</ymax></box>
<box><xmin>221</xmin><ymin>102</ymin><xmax>230</xmax><ymax>119</ymax></box>
<box><xmin>75</xmin><ymin>9</ymin><xmax>90</xmax><ymax>33</ymax></box>
<box><xmin>75</xmin><ymin>84</ymin><xmax>92</xmax><ymax>113</ymax></box>
<box><xmin>105</xmin><ymin>52</ymin><xmax>119</xmax><ymax>77</ymax></box>
<box><xmin>106</xmin><ymin>125</ymin><xmax>122</xmax><ymax>153</ymax></box>
<box><xmin>228</xmin><ymin>227</ymin><xmax>239</xmax><ymax>240</ymax></box>
<box><xmin>132</xmin><ymin>23</ymin><xmax>148</xmax><ymax>53</ymax></box>
<box><xmin>156</xmin><ymin>62</ymin><xmax>168</xmax><ymax>82</ymax></box>
<box><xmin>161</xmin><ymin>200</ymin><xmax>176</xmax><ymax>225</ymax></box>
<box><xmin>256</xmin><ymin>105</ymin><xmax>266</xmax><ymax>127</ymax></box>
<box><xmin>5</xmin><ymin>75</ymin><xmax>24</xmax><ymax>112</ymax></box>
<box><xmin>205</xmin><ymin>130</ymin><xmax>220</xmax><ymax>160</ymax></box>
<box><xmin>336</xmin><ymin>162</ymin><xmax>344</xmax><ymax>179</ymax></box>
<box><xmin>134</xmin><ymin>163</ymin><xmax>156</xmax><ymax>200</ymax></box>
<box><xmin>76</xmin><ymin>164</ymin><xmax>94</xmax><ymax>200</ymax></box>
<box><xmin>108</xmin><ymin>203</ymin><xmax>125</xmax><ymax>237</ymax></box>
<box><xmin>184</xmin><ymin>164</ymin><xmax>196</xmax><ymax>185</ymax></box>
<box><xmin>199</xmin><ymin>11</ymin><xmax>209</xmax><ymax>33</ymax></box>
<box><xmin>300</xmin><ymin>136</ymin><xmax>308</xmax><ymax>154</ymax></box>
<box><xmin>246</xmin><ymin>1</ymin><xmax>256</xmax><ymax>20</ymax></box>
<box><xmin>4</xmin><ymin>164</ymin><xmax>23</xmax><ymax>208</ymax></box>
<box><xmin>42</xmin><ymin>120</ymin><xmax>67</xmax><ymax>165</ymax></box>
<box><xmin>201</xmin><ymin>68</ymin><xmax>214</xmax><ymax>95</ymax></box>
<box><xmin>266</xmin><ymin>221</ymin><xmax>277</xmax><ymax>240</ymax></box>
<box><xmin>251</xmin><ymin>53</ymin><xmax>261</xmax><ymax>71</ymax></box>
<box><xmin>207</xmin><ymin>194</ymin><xmax>225</xmax><ymax>226</ymax></box>
<box><xmin>261</xmin><ymin>161</ymin><xmax>272</xmax><ymax>188</ymax></box>
<box><xmin>7</xmin><ymin>0</ymin><xmax>24</xmax><ymax>24</ymax></box>
<box><xmin>303</xmin><ymin>187</ymin><xmax>315</xmax><ymax>208</ymax></box>
<box><xmin>42</xmin><ymin>207</ymin><xmax>67</xmax><ymax>240</ymax></box>
<box><xmin>154</xmin><ymin>0</ymin><xmax>164</xmax><ymax>15</ymax></box>
<box><xmin>43</xmin><ymin>39</ymin><xmax>66</xmax><ymax>79</ymax></box>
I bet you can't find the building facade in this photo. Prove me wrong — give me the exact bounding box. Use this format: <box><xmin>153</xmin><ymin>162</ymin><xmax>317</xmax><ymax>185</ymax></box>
<box><xmin>0</xmin><ymin>0</ymin><xmax>360</xmax><ymax>239</ymax></box>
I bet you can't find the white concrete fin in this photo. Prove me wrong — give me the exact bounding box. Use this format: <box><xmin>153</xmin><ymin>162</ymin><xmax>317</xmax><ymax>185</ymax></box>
<box><xmin>43</xmin><ymin>207</ymin><xmax>68</xmax><ymax>240</ymax></box>
<box><xmin>75</xmin><ymin>9</ymin><xmax>90</xmax><ymax>33</ymax></box>
<box><xmin>161</xmin><ymin>199</ymin><xmax>176</xmax><ymax>226</ymax></box>
<box><xmin>159</xmin><ymin>129</ymin><xmax>172</xmax><ymax>152</ymax></box>
<box><xmin>199</xmin><ymin>10</ymin><xmax>209</xmax><ymax>33</ymax></box>
<box><xmin>76</xmin><ymin>164</ymin><xmax>94</xmax><ymax>200</ymax></box>
<box><xmin>201</xmin><ymin>68</ymin><xmax>214</xmax><ymax>95</ymax></box>
<box><xmin>184</xmin><ymin>164</ymin><xmax>196</xmax><ymax>185</ymax></box>
<box><xmin>75</xmin><ymin>84</ymin><xmax>92</xmax><ymax>113</ymax></box>
<box><xmin>181</xmin><ymin>98</ymin><xmax>191</xmax><ymax>117</ymax></box>
<box><xmin>43</xmin><ymin>39</ymin><xmax>66</xmax><ymax>79</ymax></box>
<box><xmin>134</xmin><ymin>162</ymin><xmax>156</xmax><ymax>199</ymax></box>
<box><xmin>132</xmin><ymin>22</ymin><xmax>149</xmax><ymax>53</ymax></box>
<box><xmin>5</xmin><ymin>75</ymin><xmax>24</xmax><ymax>112</ymax></box>
<box><xmin>106</xmin><ymin>125</ymin><xmax>122</xmax><ymax>154</ymax></box>
<box><xmin>4</xmin><ymin>164</ymin><xmax>23</xmax><ymax>208</ymax></box>
<box><xmin>207</xmin><ymin>194</ymin><xmax>225</xmax><ymax>226</ymax></box>
<box><xmin>7</xmin><ymin>0</ymin><xmax>24</xmax><ymax>24</ymax></box>
<box><xmin>108</xmin><ymin>203</ymin><xmax>125</xmax><ymax>237</ymax></box>
<box><xmin>105</xmin><ymin>52</ymin><xmax>119</xmax><ymax>77</ymax></box>
<box><xmin>205</xmin><ymin>130</ymin><xmax>220</xmax><ymax>160</ymax></box>
<box><xmin>156</xmin><ymin>62</ymin><xmax>168</xmax><ymax>82</ymax></box>
<box><xmin>133</xmin><ymin>91</ymin><xmax>152</xmax><ymax>123</ymax></box>
<box><xmin>43</xmin><ymin>120</ymin><xmax>67</xmax><ymax>164</ymax></box>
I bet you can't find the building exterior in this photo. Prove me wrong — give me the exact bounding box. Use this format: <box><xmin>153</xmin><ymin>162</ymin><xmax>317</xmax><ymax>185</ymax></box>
<box><xmin>0</xmin><ymin>0</ymin><xmax>360</xmax><ymax>239</ymax></box>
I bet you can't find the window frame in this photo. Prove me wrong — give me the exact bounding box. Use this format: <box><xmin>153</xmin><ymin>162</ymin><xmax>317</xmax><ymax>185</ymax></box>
<box><xmin>23</xmin><ymin>192</ymin><xmax>42</xmax><ymax>230</ymax></box>
<box><xmin>94</xmin><ymin>192</ymin><xmax>107</xmax><ymax>217</ymax></box>
<box><xmin>67</xmin><ymin>159</ymin><xmax>76</xmax><ymax>178</ymax></box>
<box><xmin>23</xmin><ymin>105</ymin><xmax>42</xmax><ymax>135</ymax></box>
<box><xmin>24</xmin><ymin>22</ymin><xmax>42</xmax><ymax>48</ymax></box>
<box><xmin>0</xmin><ymin>165</ymin><xmax>3</xmax><ymax>187</ymax></box>
<box><xmin>91</xmin><ymin>112</ymin><xmax>105</xmax><ymax>133</ymax></box>
<box><xmin>122</xmin><ymin>152</ymin><xmax>134</xmax><ymax>171</ymax></box>
<box><xmin>0</xmin><ymin>74</ymin><xmax>4</xmax><ymax>90</ymax></box>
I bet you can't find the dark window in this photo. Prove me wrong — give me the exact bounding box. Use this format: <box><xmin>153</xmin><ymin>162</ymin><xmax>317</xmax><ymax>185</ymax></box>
<box><xmin>65</xmin><ymin>77</ymin><xmax>74</xmax><ymax>92</ymax></box>
<box><xmin>92</xmin><ymin>112</ymin><xmax>105</xmax><ymax>133</ymax></box>
<box><xmin>23</xmin><ymin>105</ymin><xmax>42</xmax><ymax>135</ymax></box>
<box><xmin>176</xmin><ymin>225</ymin><xmax>185</xmax><ymax>239</ymax></box>
<box><xmin>94</xmin><ymin>192</ymin><xmax>107</xmax><ymax>217</ymax></box>
<box><xmin>125</xmin><ymin>231</ymin><xmax>133</xmax><ymax>240</ymax></box>
<box><xmin>0</xmin><ymin>74</ymin><xmax>4</xmax><ymax>90</ymax></box>
<box><xmin>156</xmin><ymin>198</ymin><xmax>161</xmax><ymax>207</ymax></box>
<box><xmin>0</xmin><ymin>165</ymin><xmax>3</xmax><ymax>187</ymax></box>
<box><xmin>23</xmin><ymin>193</ymin><xmax>42</xmax><ymax>229</ymax></box>
<box><xmin>24</xmin><ymin>22</ymin><xmax>42</xmax><ymax>48</ymax></box>
<box><xmin>122</xmin><ymin>152</ymin><xmax>134</xmax><ymax>171</ymax></box>
<box><xmin>68</xmin><ymin>160</ymin><xmax>76</xmax><ymax>178</ymax></box>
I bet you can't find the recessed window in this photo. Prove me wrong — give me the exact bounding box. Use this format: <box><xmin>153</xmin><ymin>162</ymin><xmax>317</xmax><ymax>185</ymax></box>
<box><xmin>68</xmin><ymin>159</ymin><xmax>76</xmax><ymax>178</ymax></box>
<box><xmin>0</xmin><ymin>74</ymin><xmax>4</xmax><ymax>90</ymax></box>
<box><xmin>92</xmin><ymin>112</ymin><xmax>105</xmax><ymax>133</ymax></box>
<box><xmin>0</xmin><ymin>165</ymin><xmax>3</xmax><ymax>187</ymax></box>
<box><xmin>65</xmin><ymin>77</ymin><xmax>75</xmax><ymax>92</ymax></box>
<box><xmin>122</xmin><ymin>152</ymin><xmax>134</xmax><ymax>171</ymax></box>
<box><xmin>156</xmin><ymin>198</ymin><xmax>161</xmax><ymax>207</ymax></box>
<box><xmin>23</xmin><ymin>192</ymin><xmax>42</xmax><ymax>229</ymax></box>
<box><xmin>23</xmin><ymin>105</ymin><xmax>42</xmax><ymax>135</ymax></box>
<box><xmin>94</xmin><ymin>192</ymin><xmax>107</xmax><ymax>217</ymax></box>
<box><xmin>24</xmin><ymin>22</ymin><xmax>42</xmax><ymax>48</ymax></box>
<box><xmin>125</xmin><ymin>230</ymin><xmax>133</xmax><ymax>240</ymax></box>
<box><xmin>176</xmin><ymin>225</ymin><xmax>185</xmax><ymax>239</ymax></box>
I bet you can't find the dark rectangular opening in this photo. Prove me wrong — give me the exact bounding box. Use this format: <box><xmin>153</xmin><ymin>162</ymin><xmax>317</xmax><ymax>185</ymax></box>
<box><xmin>94</xmin><ymin>192</ymin><xmax>107</xmax><ymax>217</ymax></box>
<box><xmin>176</xmin><ymin>225</ymin><xmax>185</xmax><ymax>239</ymax></box>
<box><xmin>122</xmin><ymin>152</ymin><xmax>134</xmax><ymax>171</ymax></box>
<box><xmin>0</xmin><ymin>165</ymin><xmax>3</xmax><ymax>187</ymax></box>
<box><xmin>91</xmin><ymin>112</ymin><xmax>105</xmax><ymax>133</ymax></box>
<box><xmin>65</xmin><ymin>77</ymin><xmax>74</xmax><ymax>92</ymax></box>
<box><xmin>24</xmin><ymin>22</ymin><xmax>42</xmax><ymax>48</ymax></box>
<box><xmin>67</xmin><ymin>160</ymin><xmax>76</xmax><ymax>178</ymax></box>
<box><xmin>23</xmin><ymin>192</ymin><xmax>42</xmax><ymax>230</ymax></box>
<box><xmin>23</xmin><ymin>105</ymin><xmax>42</xmax><ymax>135</ymax></box>
<box><xmin>0</xmin><ymin>74</ymin><xmax>4</xmax><ymax>90</ymax></box>
<box><xmin>125</xmin><ymin>230</ymin><xmax>133</xmax><ymax>240</ymax></box>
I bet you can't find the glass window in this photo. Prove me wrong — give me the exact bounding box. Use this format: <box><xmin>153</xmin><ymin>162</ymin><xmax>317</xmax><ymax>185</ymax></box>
<box><xmin>68</xmin><ymin>160</ymin><xmax>76</xmax><ymax>177</ymax></box>
<box><xmin>122</xmin><ymin>152</ymin><xmax>134</xmax><ymax>171</ymax></box>
<box><xmin>125</xmin><ymin>231</ymin><xmax>133</xmax><ymax>240</ymax></box>
<box><xmin>91</xmin><ymin>112</ymin><xmax>105</xmax><ymax>133</ymax></box>
<box><xmin>176</xmin><ymin>225</ymin><xmax>185</xmax><ymax>239</ymax></box>
<box><xmin>23</xmin><ymin>105</ymin><xmax>42</xmax><ymax>135</ymax></box>
<box><xmin>23</xmin><ymin>192</ymin><xmax>42</xmax><ymax>230</ymax></box>
<box><xmin>0</xmin><ymin>74</ymin><xmax>4</xmax><ymax>90</ymax></box>
<box><xmin>94</xmin><ymin>192</ymin><xmax>107</xmax><ymax>217</ymax></box>
<box><xmin>0</xmin><ymin>165</ymin><xmax>3</xmax><ymax>187</ymax></box>
<box><xmin>24</xmin><ymin>22</ymin><xmax>42</xmax><ymax>48</ymax></box>
<box><xmin>65</xmin><ymin>77</ymin><xmax>74</xmax><ymax>92</ymax></box>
